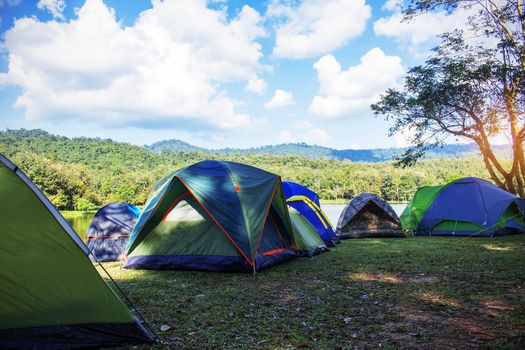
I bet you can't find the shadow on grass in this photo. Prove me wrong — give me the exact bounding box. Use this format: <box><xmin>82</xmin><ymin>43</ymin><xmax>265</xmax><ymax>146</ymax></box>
<box><xmin>97</xmin><ymin>235</ymin><xmax>525</xmax><ymax>349</ymax></box>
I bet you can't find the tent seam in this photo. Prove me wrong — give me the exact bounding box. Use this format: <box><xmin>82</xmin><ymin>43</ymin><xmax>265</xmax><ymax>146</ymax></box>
<box><xmin>252</xmin><ymin>179</ymin><xmax>280</xmax><ymax>265</ymax></box>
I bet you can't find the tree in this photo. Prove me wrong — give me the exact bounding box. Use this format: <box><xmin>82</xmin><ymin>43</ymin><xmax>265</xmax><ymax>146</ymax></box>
<box><xmin>371</xmin><ymin>0</ymin><xmax>525</xmax><ymax>195</ymax></box>
<box><xmin>49</xmin><ymin>189</ymin><xmax>69</xmax><ymax>210</ymax></box>
<box><xmin>74</xmin><ymin>196</ymin><xmax>97</xmax><ymax>211</ymax></box>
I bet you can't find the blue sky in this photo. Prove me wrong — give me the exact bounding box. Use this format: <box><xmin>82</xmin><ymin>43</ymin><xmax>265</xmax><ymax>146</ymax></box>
<box><xmin>0</xmin><ymin>0</ymin><xmax>467</xmax><ymax>149</ymax></box>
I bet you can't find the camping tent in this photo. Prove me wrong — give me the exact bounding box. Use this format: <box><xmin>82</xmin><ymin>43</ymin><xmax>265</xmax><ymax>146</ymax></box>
<box><xmin>288</xmin><ymin>206</ymin><xmax>328</xmax><ymax>256</ymax></box>
<box><xmin>399</xmin><ymin>185</ymin><xmax>444</xmax><ymax>232</ymax></box>
<box><xmin>400</xmin><ymin>177</ymin><xmax>525</xmax><ymax>236</ymax></box>
<box><xmin>0</xmin><ymin>154</ymin><xmax>153</xmax><ymax>349</ymax></box>
<box><xmin>336</xmin><ymin>193</ymin><xmax>404</xmax><ymax>239</ymax></box>
<box><xmin>282</xmin><ymin>181</ymin><xmax>338</xmax><ymax>246</ymax></box>
<box><xmin>125</xmin><ymin>160</ymin><xmax>297</xmax><ymax>273</ymax></box>
<box><xmin>86</xmin><ymin>202</ymin><xmax>141</xmax><ymax>262</ymax></box>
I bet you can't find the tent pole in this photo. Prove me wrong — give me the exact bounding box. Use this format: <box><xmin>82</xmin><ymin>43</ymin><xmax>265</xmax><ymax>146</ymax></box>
<box><xmin>92</xmin><ymin>252</ymin><xmax>160</xmax><ymax>343</ymax></box>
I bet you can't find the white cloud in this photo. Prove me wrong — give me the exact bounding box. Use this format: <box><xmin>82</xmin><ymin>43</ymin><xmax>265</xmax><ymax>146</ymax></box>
<box><xmin>374</xmin><ymin>10</ymin><xmax>467</xmax><ymax>46</ymax></box>
<box><xmin>37</xmin><ymin>0</ymin><xmax>66</xmax><ymax>19</ymax></box>
<box><xmin>0</xmin><ymin>0</ymin><xmax>22</xmax><ymax>7</ymax></box>
<box><xmin>373</xmin><ymin>4</ymin><xmax>484</xmax><ymax>56</ymax></box>
<box><xmin>264</xmin><ymin>89</ymin><xmax>294</xmax><ymax>109</ymax></box>
<box><xmin>279</xmin><ymin>120</ymin><xmax>329</xmax><ymax>143</ymax></box>
<box><xmin>246</xmin><ymin>76</ymin><xmax>267</xmax><ymax>94</ymax></box>
<box><xmin>393</xmin><ymin>126</ymin><xmax>417</xmax><ymax>147</ymax></box>
<box><xmin>382</xmin><ymin>0</ymin><xmax>401</xmax><ymax>11</ymax></box>
<box><xmin>1</xmin><ymin>0</ymin><xmax>265</xmax><ymax>130</ymax></box>
<box><xmin>309</xmin><ymin>48</ymin><xmax>404</xmax><ymax>119</ymax></box>
<box><xmin>268</xmin><ymin>0</ymin><xmax>371</xmax><ymax>59</ymax></box>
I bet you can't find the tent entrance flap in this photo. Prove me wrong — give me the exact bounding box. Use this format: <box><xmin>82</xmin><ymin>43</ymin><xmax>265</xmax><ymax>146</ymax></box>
<box><xmin>128</xmin><ymin>196</ymin><xmax>240</xmax><ymax>258</ymax></box>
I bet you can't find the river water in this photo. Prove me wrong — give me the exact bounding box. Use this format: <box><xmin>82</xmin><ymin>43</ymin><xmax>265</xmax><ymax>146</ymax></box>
<box><xmin>62</xmin><ymin>203</ymin><xmax>407</xmax><ymax>239</ymax></box>
<box><xmin>62</xmin><ymin>211</ymin><xmax>95</xmax><ymax>239</ymax></box>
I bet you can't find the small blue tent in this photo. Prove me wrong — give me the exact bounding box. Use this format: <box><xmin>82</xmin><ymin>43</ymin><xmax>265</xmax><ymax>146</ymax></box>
<box><xmin>282</xmin><ymin>182</ymin><xmax>338</xmax><ymax>246</ymax></box>
<box><xmin>86</xmin><ymin>203</ymin><xmax>141</xmax><ymax>261</ymax></box>
<box><xmin>336</xmin><ymin>193</ymin><xmax>404</xmax><ymax>239</ymax></box>
<box><xmin>414</xmin><ymin>177</ymin><xmax>525</xmax><ymax>236</ymax></box>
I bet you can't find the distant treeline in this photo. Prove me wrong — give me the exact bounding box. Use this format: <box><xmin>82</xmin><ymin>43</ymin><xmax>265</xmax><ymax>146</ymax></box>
<box><xmin>146</xmin><ymin>136</ymin><xmax>512</xmax><ymax>162</ymax></box>
<box><xmin>0</xmin><ymin>129</ymin><xmax>496</xmax><ymax>210</ymax></box>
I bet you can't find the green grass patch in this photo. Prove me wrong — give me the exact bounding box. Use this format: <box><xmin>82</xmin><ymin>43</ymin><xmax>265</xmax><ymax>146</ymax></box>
<box><xmin>100</xmin><ymin>235</ymin><xmax>525</xmax><ymax>349</ymax></box>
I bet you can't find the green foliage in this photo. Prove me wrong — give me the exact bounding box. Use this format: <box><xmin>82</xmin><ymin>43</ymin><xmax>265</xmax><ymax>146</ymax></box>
<box><xmin>74</xmin><ymin>196</ymin><xmax>98</xmax><ymax>212</ymax></box>
<box><xmin>0</xmin><ymin>129</ymin><xmax>497</xmax><ymax>210</ymax></box>
<box><xmin>372</xmin><ymin>0</ymin><xmax>525</xmax><ymax>195</ymax></box>
<box><xmin>371</xmin><ymin>32</ymin><xmax>504</xmax><ymax>165</ymax></box>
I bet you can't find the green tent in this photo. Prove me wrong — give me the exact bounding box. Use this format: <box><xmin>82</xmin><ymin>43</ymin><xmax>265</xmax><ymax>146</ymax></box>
<box><xmin>400</xmin><ymin>185</ymin><xmax>444</xmax><ymax>231</ymax></box>
<box><xmin>288</xmin><ymin>207</ymin><xmax>328</xmax><ymax>256</ymax></box>
<box><xmin>0</xmin><ymin>154</ymin><xmax>153</xmax><ymax>349</ymax></box>
<box><xmin>125</xmin><ymin>160</ymin><xmax>297</xmax><ymax>272</ymax></box>
<box><xmin>400</xmin><ymin>178</ymin><xmax>525</xmax><ymax>236</ymax></box>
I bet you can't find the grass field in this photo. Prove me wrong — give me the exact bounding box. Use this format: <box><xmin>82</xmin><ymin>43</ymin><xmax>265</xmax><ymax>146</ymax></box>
<box><xmin>100</xmin><ymin>235</ymin><xmax>525</xmax><ymax>349</ymax></box>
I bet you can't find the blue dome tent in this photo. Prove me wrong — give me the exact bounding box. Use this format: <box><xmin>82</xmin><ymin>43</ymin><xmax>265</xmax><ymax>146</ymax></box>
<box><xmin>86</xmin><ymin>203</ymin><xmax>141</xmax><ymax>261</ymax></box>
<box><xmin>404</xmin><ymin>177</ymin><xmax>525</xmax><ymax>236</ymax></box>
<box><xmin>282</xmin><ymin>181</ymin><xmax>338</xmax><ymax>246</ymax></box>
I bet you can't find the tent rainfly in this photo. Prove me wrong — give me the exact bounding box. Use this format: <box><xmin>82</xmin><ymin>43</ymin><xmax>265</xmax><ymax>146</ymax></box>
<box><xmin>125</xmin><ymin>160</ymin><xmax>297</xmax><ymax>273</ymax></box>
<box><xmin>282</xmin><ymin>181</ymin><xmax>338</xmax><ymax>246</ymax></box>
<box><xmin>86</xmin><ymin>202</ymin><xmax>141</xmax><ymax>262</ymax></box>
<box><xmin>401</xmin><ymin>177</ymin><xmax>525</xmax><ymax>236</ymax></box>
<box><xmin>0</xmin><ymin>154</ymin><xmax>154</xmax><ymax>349</ymax></box>
<box><xmin>288</xmin><ymin>206</ymin><xmax>328</xmax><ymax>256</ymax></box>
<box><xmin>336</xmin><ymin>193</ymin><xmax>404</xmax><ymax>239</ymax></box>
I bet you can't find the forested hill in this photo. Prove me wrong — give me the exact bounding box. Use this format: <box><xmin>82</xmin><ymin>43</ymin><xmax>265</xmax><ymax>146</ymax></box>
<box><xmin>0</xmin><ymin>128</ymin><xmax>162</xmax><ymax>170</ymax></box>
<box><xmin>147</xmin><ymin>139</ymin><xmax>511</xmax><ymax>162</ymax></box>
<box><xmin>0</xmin><ymin>129</ymin><xmax>497</xmax><ymax>211</ymax></box>
<box><xmin>146</xmin><ymin>139</ymin><xmax>207</xmax><ymax>154</ymax></box>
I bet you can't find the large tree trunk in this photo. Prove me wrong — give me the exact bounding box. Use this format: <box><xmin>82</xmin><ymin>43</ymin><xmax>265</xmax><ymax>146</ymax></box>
<box><xmin>476</xmin><ymin>138</ymin><xmax>525</xmax><ymax>196</ymax></box>
<box><xmin>504</xmin><ymin>85</ymin><xmax>525</xmax><ymax>196</ymax></box>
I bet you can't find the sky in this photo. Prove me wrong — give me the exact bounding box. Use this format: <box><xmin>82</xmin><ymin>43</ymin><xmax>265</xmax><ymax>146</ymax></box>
<box><xmin>0</xmin><ymin>0</ymin><xmax>474</xmax><ymax>149</ymax></box>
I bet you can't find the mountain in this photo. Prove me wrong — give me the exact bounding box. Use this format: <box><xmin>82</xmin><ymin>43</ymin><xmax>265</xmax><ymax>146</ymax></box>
<box><xmin>146</xmin><ymin>139</ymin><xmax>207</xmax><ymax>154</ymax></box>
<box><xmin>1</xmin><ymin>129</ymin><xmax>511</xmax><ymax>164</ymax></box>
<box><xmin>146</xmin><ymin>139</ymin><xmax>511</xmax><ymax>162</ymax></box>
<box><xmin>0</xmin><ymin>128</ymin><xmax>497</xmax><ymax>210</ymax></box>
<box><xmin>0</xmin><ymin>128</ymin><xmax>163</xmax><ymax>171</ymax></box>
<box><xmin>218</xmin><ymin>143</ymin><xmax>402</xmax><ymax>162</ymax></box>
